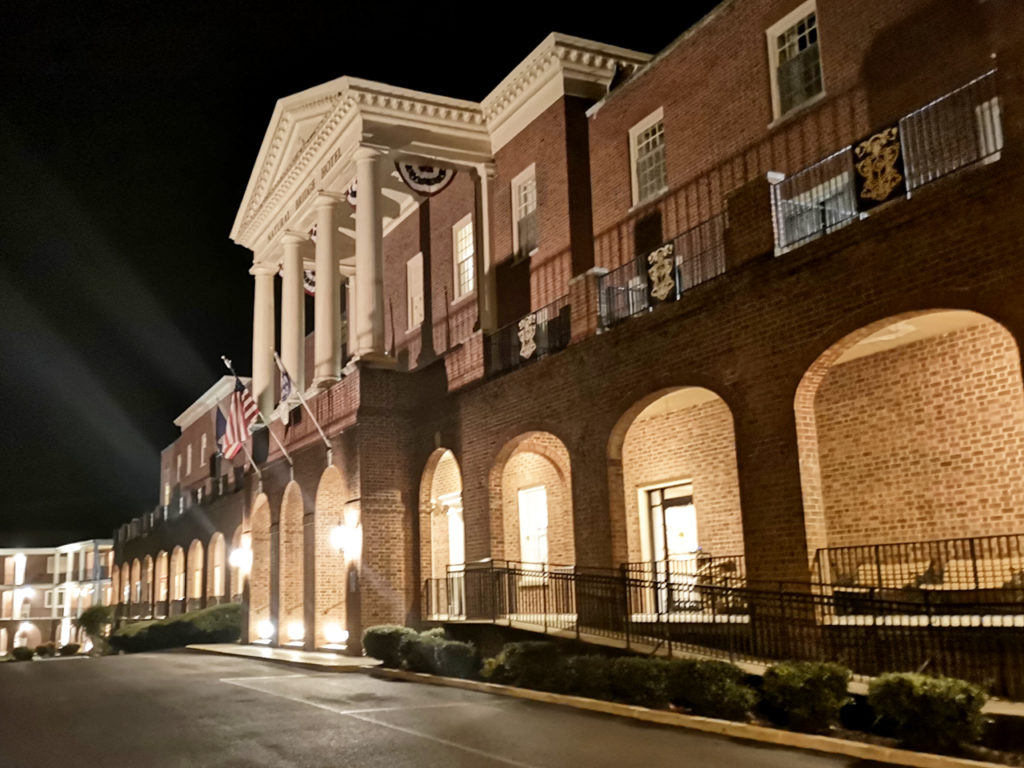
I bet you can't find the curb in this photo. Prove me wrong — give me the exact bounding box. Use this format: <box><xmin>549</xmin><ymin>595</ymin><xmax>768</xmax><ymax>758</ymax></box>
<box><xmin>185</xmin><ymin>644</ymin><xmax>379</xmax><ymax>673</ymax></box>
<box><xmin>372</xmin><ymin>668</ymin><xmax>1004</xmax><ymax>768</ymax></box>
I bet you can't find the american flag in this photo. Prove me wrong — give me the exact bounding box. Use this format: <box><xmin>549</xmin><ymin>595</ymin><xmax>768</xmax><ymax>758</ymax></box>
<box><xmin>221</xmin><ymin>378</ymin><xmax>260</xmax><ymax>460</ymax></box>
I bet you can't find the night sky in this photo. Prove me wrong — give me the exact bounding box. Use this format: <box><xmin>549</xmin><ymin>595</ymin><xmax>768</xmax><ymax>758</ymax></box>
<box><xmin>0</xmin><ymin>4</ymin><xmax>714</xmax><ymax>546</ymax></box>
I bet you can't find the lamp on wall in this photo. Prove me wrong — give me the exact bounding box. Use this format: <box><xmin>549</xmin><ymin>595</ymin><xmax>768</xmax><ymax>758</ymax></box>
<box><xmin>228</xmin><ymin>547</ymin><xmax>253</xmax><ymax>573</ymax></box>
<box><xmin>330</xmin><ymin>507</ymin><xmax>362</xmax><ymax>559</ymax></box>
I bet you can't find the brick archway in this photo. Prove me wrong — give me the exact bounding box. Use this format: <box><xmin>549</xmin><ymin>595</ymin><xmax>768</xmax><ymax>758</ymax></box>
<box><xmin>130</xmin><ymin>559</ymin><xmax>142</xmax><ymax>614</ymax></box>
<box><xmin>186</xmin><ymin>539</ymin><xmax>204</xmax><ymax>610</ymax></box>
<box><xmin>794</xmin><ymin>309</ymin><xmax>1024</xmax><ymax>581</ymax></box>
<box><xmin>489</xmin><ymin>432</ymin><xmax>574</xmax><ymax>565</ymax></box>
<box><xmin>249</xmin><ymin>493</ymin><xmax>271</xmax><ymax>642</ymax></box>
<box><xmin>279</xmin><ymin>480</ymin><xmax>305</xmax><ymax>645</ymax></box>
<box><xmin>206</xmin><ymin>532</ymin><xmax>227</xmax><ymax>602</ymax></box>
<box><xmin>419</xmin><ymin>448</ymin><xmax>465</xmax><ymax>580</ymax></box>
<box><xmin>155</xmin><ymin>551</ymin><xmax>169</xmax><ymax>616</ymax></box>
<box><xmin>315</xmin><ymin>465</ymin><xmax>348</xmax><ymax>650</ymax></box>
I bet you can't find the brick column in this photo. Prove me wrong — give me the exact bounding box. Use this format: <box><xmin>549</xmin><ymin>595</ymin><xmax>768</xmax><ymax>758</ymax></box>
<box><xmin>569</xmin><ymin>267</ymin><xmax>608</xmax><ymax>344</ymax></box>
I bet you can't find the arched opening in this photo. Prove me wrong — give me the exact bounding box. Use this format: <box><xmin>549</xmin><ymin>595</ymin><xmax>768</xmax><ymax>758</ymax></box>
<box><xmin>489</xmin><ymin>432</ymin><xmax>575</xmax><ymax>566</ymax></box>
<box><xmin>229</xmin><ymin>525</ymin><xmax>243</xmax><ymax>602</ymax></box>
<box><xmin>14</xmin><ymin>622</ymin><xmax>41</xmax><ymax>649</ymax></box>
<box><xmin>249</xmin><ymin>493</ymin><xmax>272</xmax><ymax>643</ymax></box>
<box><xmin>207</xmin><ymin>532</ymin><xmax>227</xmax><ymax>604</ymax></box>
<box><xmin>279</xmin><ymin>481</ymin><xmax>305</xmax><ymax>646</ymax></box>
<box><xmin>142</xmin><ymin>555</ymin><xmax>154</xmax><ymax>617</ymax></box>
<box><xmin>155</xmin><ymin>551</ymin><xmax>169</xmax><ymax>618</ymax></box>
<box><xmin>170</xmin><ymin>546</ymin><xmax>185</xmax><ymax>616</ymax></box>
<box><xmin>608</xmin><ymin>386</ymin><xmax>744</xmax><ymax>614</ymax></box>
<box><xmin>795</xmin><ymin>310</ymin><xmax>1024</xmax><ymax>591</ymax></box>
<box><xmin>186</xmin><ymin>539</ymin><xmax>204</xmax><ymax>612</ymax></box>
<box><xmin>0</xmin><ymin>628</ymin><xmax>7</xmax><ymax>654</ymax></box>
<box><xmin>130</xmin><ymin>559</ymin><xmax>142</xmax><ymax>616</ymax></box>
<box><xmin>419</xmin><ymin>449</ymin><xmax>465</xmax><ymax>619</ymax></box>
<box><xmin>314</xmin><ymin>466</ymin><xmax>349</xmax><ymax>650</ymax></box>
<box><xmin>120</xmin><ymin>563</ymin><xmax>131</xmax><ymax>606</ymax></box>
<box><xmin>111</xmin><ymin>564</ymin><xmax>121</xmax><ymax>609</ymax></box>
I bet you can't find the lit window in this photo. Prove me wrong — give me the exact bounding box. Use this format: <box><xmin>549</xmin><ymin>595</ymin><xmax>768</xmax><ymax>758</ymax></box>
<box><xmin>186</xmin><ymin>444</ymin><xmax>193</xmax><ymax>476</ymax></box>
<box><xmin>406</xmin><ymin>253</ymin><xmax>424</xmax><ymax>329</ymax></box>
<box><xmin>452</xmin><ymin>215</ymin><xmax>475</xmax><ymax>299</ymax></box>
<box><xmin>629</xmin><ymin>108</ymin><xmax>667</xmax><ymax>206</ymax></box>
<box><xmin>768</xmin><ymin>1</ymin><xmax>823</xmax><ymax>118</ymax></box>
<box><xmin>200</xmin><ymin>434</ymin><xmax>207</xmax><ymax>467</ymax></box>
<box><xmin>517</xmin><ymin>486</ymin><xmax>549</xmax><ymax>567</ymax></box>
<box><xmin>512</xmin><ymin>165</ymin><xmax>538</xmax><ymax>259</ymax></box>
<box><xmin>176</xmin><ymin>455</ymin><xmax>182</xmax><ymax>483</ymax></box>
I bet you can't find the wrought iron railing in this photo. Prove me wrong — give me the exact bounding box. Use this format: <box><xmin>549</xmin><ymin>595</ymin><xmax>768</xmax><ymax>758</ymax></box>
<box><xmin>623</xmin><ymin>554</ymin><xmax>746</xmax><ymax>614</ymax></box>
<box><xmin>598</xmin><ymin>214</ymin><xmax>726</xmax><ymax>328</ymax></box>
<box><xmin>424</xmin><ymin>558</ymin><xmax>1024</xmax><ymax>697</ymax></box>
<box><xmin>772</xmin><ymin>70</ymin><xmax>1001</xmax><ymax>251</ymax></box>
<box><xmin>486</xmin><ymin>296</ymin><xmax>571</xmax><ymax>377</ymax></box>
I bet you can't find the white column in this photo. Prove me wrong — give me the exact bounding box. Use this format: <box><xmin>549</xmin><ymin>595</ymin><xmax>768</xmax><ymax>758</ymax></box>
<box><xmin>280</xmin><ymin>233</ymin><xmax>306</xmax><ymax>396</ymax></box>
<box><xmin>354</xmin><ymin>147</ymin><xmax>387</xmax><ymax>360</ymax></box>
<box><xmin>473</xmin><ymin>164</ymin><xmax>497</xmax><ymax>332</ymax></box>
<box><xmin>250</xmin><ymin>262</ymin><xmax>277</xmax><ymax>417</ymax></box>
<box><xmin>341</xmin><ymin>265</ymin><xmax>356</xmax><ymax>363</ymax></box>
<box><xmin>313</xmin><ymin>195</ymin><xmax>342</xmax><ymax>387</ymax></box>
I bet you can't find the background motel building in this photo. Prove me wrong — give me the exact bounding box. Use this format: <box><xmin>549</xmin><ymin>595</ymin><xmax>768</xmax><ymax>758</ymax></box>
<box><xmin>0</xmin><ymin>541</ymin><xmax>114</xmax><ymax>653</ymax></box>
<box><xmin>114</xmin><ymin>0</ymin><xmax>1024</xmax><ymax>695</ymax></box>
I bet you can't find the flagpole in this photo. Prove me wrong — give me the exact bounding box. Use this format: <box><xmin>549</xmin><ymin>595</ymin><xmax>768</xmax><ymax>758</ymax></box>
<box><xmin>274</xmin><ymin>351</ymin><xmax>332</xmax><ymax>466</ymax></box>
<box><xmin>221</xmin><ymin>355</ymin><xmax>294</xmax><ymax>478</ymax></box>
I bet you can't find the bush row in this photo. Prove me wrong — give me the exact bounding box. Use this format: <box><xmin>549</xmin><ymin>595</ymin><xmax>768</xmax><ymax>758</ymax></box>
<box><xmin>363</xmin><ymin>626</ymin><xmax>477</xmax><ymax>678</ymax></box>
<box><xmin>363</xmin><ymin>628</ymin><xmax>990</xmax><ymax>752</ymax></box>
<box><xmin>5</xmin><ymin>642</ymin><xmax>81</xmax><ymax>661</ymax></box>
<box><xmin>109</xmin><ymin>603</ymin><xmax>241</xmax><ymax>653</ymax></box>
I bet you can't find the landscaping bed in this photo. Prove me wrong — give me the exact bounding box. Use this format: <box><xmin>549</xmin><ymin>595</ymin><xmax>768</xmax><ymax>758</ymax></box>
<box><xmin>109</xmin><ymin>603</ymin><xmax>241</xmax><ymax>653</ymax></box>
<box><xmin>364</xmin><ymin>624</ymin><xmax>1024</xmax><ymax>766</ymax></box>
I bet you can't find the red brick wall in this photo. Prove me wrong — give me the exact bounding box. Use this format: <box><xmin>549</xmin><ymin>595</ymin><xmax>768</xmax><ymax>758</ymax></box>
<box><xmin>813</xmin><ymin>321</ymin><xmax>1024</xmax><ymax>546</ymax></box>
<box><xmin>620</xmin><ymin>396</ymin><xmax>744</xmax><ymax>562</ymax></box>
<box><xmin>248</xmin><ymin>494</ymin><xmax>271</xmax><ymax>642</ymax></box>
<box><xmin>278</xmin><ymin>481</ymin><xmax>304</xmax><ymax>639</ymax></box>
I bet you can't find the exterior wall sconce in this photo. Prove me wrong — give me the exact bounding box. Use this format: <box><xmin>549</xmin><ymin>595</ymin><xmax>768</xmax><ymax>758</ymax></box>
<box><xmin>228</xmin><ymin>548</ymin><xmax>253</xmax><ymax>573</ymax></box>
<box><xmin>256</xmin><ymin>619</ymin><xmax>274</xmax><ymax>642</ymax></box>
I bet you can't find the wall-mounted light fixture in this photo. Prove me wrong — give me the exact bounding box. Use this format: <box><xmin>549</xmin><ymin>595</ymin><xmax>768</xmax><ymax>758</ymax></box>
<box><xmin>228</xmin><ymin>548</ymin><xmax>253</xmax><ymax>573</ymax></box>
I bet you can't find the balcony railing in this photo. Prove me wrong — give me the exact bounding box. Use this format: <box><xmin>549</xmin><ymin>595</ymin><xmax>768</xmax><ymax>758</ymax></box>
<box><xmin>598</xmin><ymin>214</ymin><xmax>726</xmax><ymax>328</ymax></box>
<box><xmin>772</xmin><ymin>70</ymin><xmax>1001</xmax><ymax>251</ymax></box>
<box><xmin>424</xmin><ymin>558</ymin><xmax>1024</xmax><ymax>698</ymax></box>
<box><xmin>486</xmin><ymin>296</ymin><xmax>571</xmax><ymax>377</ymax></box>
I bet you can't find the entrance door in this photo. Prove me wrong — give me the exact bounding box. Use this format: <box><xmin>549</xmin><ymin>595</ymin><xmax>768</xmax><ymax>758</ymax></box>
<box><xmin>647</xmin><ymin>483</ymin><xmax>698</xmax><ymax>612</ymax></box>
<box><xmin>517</xmin><ymin>486</ymin><xmax>549</xmax><ymax>568</ymax></box>
<box><xmin>442</xmin><ymin>495</ymin><xmax>465</xmax><ymax>617</ymax></box>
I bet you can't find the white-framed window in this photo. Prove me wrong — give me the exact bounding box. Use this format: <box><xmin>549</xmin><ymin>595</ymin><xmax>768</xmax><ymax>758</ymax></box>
<box><xmin>452</xmin><ymin>214</ymin><xmax>475</xmax><ymax>299</ymax></box>
<box><xmin>186</xmin><ymin>444</ymin><xmax>193</xmax><ymax>476</ymax></box>
<box><xmin>176</xmin><ymin>454</ymin><xmax>182</xmax><ymax>483</ymax></box>
<box><xmin>406</xmin><ymin>252</ymin><xmax>424</xmax><ymax>330</ymax></box>
<box><xmin>511</xmin><ymin>164</ymin><xmax>538</xmax><ymax>260</ymax></box>
<box><xmin>629</xmin><ymin>108</ymin><xmax>667</xmax><ymax>206</ymax></box>
<box><xmin>517</xmin><ymin>486</ymin><xmax>549</xmax><ymax>567</ymax></box>
<box><xmin>44</xmin><ymin>590</ymin><xmax>53</xmax><ymax>608</ymax></box>
<box><xmin>767</xmin><ymin>1</ymin><xmax>824</xmax><ymax>119</ymax></box>
<box><xmin>46</xmin><ymin>556</ymin><xmax>55</xmax><ymax>574</ymax></box>
<box><xmin>200</xmin><ymin>434</ymin><xmax>207</xmax><ymax>467</ymax></box>
<box><xmin>163</xmin><ymin>483</ymin><xmax>171</xmax><ymax>508</ymax></box>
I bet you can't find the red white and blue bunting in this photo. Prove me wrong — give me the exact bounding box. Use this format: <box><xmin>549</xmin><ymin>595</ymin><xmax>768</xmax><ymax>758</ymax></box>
<box><xmin>303</xmin><ymin>270</ymin><xmax>316</xmax><ymax>296</ymax></box>
<box><xmin>346</xmin><ymin>179</ymin><xmax>358</xmax><ymax>209</ymax></box>
<box><xmin>395</xmin><ymin>160</ymin><xmax>456</xmax><ymax>197</ymax></box>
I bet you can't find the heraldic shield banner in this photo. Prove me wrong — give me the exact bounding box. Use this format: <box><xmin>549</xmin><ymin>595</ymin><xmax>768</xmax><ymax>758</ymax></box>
<box><xmin>644</xmin><ymin>242</ymin><xmax>679</xmax><ymax>307</ymax></box>
<box><xmin>853</xmin><ymin>122</ymin><xmax>907</xmax><ymax>211</ymax></box>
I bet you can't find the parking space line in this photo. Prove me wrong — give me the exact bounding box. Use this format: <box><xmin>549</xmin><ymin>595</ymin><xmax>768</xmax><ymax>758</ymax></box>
<box><xmin>220</xmin><ymin>677</ymin><xmax>542</xmax><ymax>768</ymax></box>
<box><xmin>220</xmin><ymin>674</ymin><xmax>308</xmax><ymax>683</ymax></box>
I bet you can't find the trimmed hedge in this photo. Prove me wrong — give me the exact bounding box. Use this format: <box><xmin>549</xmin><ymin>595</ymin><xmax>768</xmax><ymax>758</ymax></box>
<box><xmin>435</xmin><ymin>640</ymin><xmax>477</xmax><ymax>679</ymax></box>
<box><xmin>399</xmin><ymin>632</ymin><xmax>445</xmax><ymax>674</ymax></box>
<box><xmin>109</xmin><ymin>603</ymin><xmax>241</xmax><ymax>652</ymax></box>
<box><xmin>59</xmin><ymin>643</ymin><xmax>81</xmax><ymax>656</ymax></box>
<box><xmin>11</xmin><ymin>646</ymin><xmax>34</xmax><ymax>662</ymax></box>
<box><xmin>609</xmin><ymin>656</ymin><xmax>669</xmax><ymax>709</ymax></box>
<box><xmin>665</xmin><ymin>659</ymin><xmax>758</xmax><ymax>721</ymax></box>
<box><xmin>762</xmin><ymin>661</ymin><xmax>851</xmax><ymax>733</ymax></box>
<box><xmin>482</xmin><ymin>641</ymin><xmax>562</xmax><ymax>690</ymax></box>
<box><xmin>868</xmin><ymin>673</ymin><xmax>988</xmax><ymax>752</ymax></box>
<box><xmin>363</xmin><ymin>625</ymin><xmax>419</xmax><ymax>668</ymax></box>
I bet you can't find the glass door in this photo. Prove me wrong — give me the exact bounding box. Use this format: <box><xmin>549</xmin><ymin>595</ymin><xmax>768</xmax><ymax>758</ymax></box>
<box><xmin>648</xmin><ymin>483</ymin><xmax>698</xmax><ymax>613</ymax></box>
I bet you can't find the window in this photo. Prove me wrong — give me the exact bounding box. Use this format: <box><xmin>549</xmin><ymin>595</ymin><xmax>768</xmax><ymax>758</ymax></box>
<box><xmin>163</xmin><ymin>483</ymin><xmax>171</xmax><ymax>507</ymax></box>
<box><xmin>44</xmin><ymin>590</ymin><xmax>53</xmax><ymax>608</ymax></box>
<box><xmin>452</xmin><ymin>215</ymin><xmax>475</xmax><ymax>299</ymax></box>
<box><xmin>511</xmin><ymin>165</ymin><xmax>538</xmax><ymax>260</ymax></box>
<box><xmin>629</xmin><ymin>108</ymin><xmax>667</xmax><ymax>206</ymax></box>
<box><xmin>517</xmin><ymin>486</ymin><xmax>549</xmax><ymax>567</ymax></box>
<box><xmin>46</xmin><ymin>556</ymin><xmax>55</xmax><ymax>574</ymax></box>
<box><xmin>406</xmin><ymin>253</ymin><xmax>424</xmax><ymax>329</ymax></box>
<box><xmin>200</xmin><ymin>434</ymin><xmax>207</xmax><ymax>467</ymax></box>
<box><xmin>767</xmin><ymin>1</ymin><xmax>824</xmax><ymax>118</ymax></box>
<box><xmin>176</xmin><ymin>454</ymin><xmax>182</xmax><ymax>483</ymax></box>
<box><xmin>186</xmin><ymin>444</ymin><xmax>193</xmax><ymax>476</ymax></box>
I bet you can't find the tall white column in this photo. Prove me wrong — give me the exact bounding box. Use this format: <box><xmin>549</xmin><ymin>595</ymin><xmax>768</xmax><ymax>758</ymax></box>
<box><xmin>313</xmin><ymin>195</ymin><xmax>342</xmax><ymax>387</ymax></box>
<box><xmin>341</xmin><ymin>265</ymin><xmax>356</xmax><ymax>363</ymax></box>
<box><xmin>473</xmin><ymin>164</ymin><xmax>497</xmax><ymax>332</ymax></box>
<box><xmin>354</xmin><ymin>146</ymin><xmax>387</xmax><ymax>359</ymax></box>
<box><xmin>250</xmin><ymin>262</ymin><xmax>277</xmax><ymax>417</ymax></box>
<box><xmin>280</xmin><ymin>233</ymin><xmax>306</xmax><ymax>396</ymax></box>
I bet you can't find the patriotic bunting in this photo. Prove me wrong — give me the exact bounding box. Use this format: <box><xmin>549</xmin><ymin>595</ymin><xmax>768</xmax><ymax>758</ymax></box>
<box><xmin>395</xmin><ymin>160</ymin><xmax>456</xmax><ymax>197</ymax></box>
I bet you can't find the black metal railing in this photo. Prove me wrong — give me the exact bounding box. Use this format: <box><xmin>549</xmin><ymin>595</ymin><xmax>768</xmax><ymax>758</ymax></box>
<box><xmin>623</xmin><ymin>554</ymin><xmax>746</xmax><ymax>614</ymax></box>
<box><xmin>486</xmin><ymin>296</ymin><xmax>571</xmax><ymax>377</ymax></box>
<box><xmin>598</xmin><ymin>214</ymin><xmax>726</xmax><ymax>328</ymax></box>
<box><xmin>424</xmin><ymin>559</ymin><xmax>1024</xmax><ymax>697</ymax></box>
<box><xmin>772</xmin><ymin>70</ymin><xmax>1001</xmax><ymax>251</ymax></box>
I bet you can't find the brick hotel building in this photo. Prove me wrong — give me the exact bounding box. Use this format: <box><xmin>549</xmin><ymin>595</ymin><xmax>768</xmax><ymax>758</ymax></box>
<box><xmin>114</xmin><ymin>0</ymin><xmax>1024</xmax><ymax>689</ymax></box>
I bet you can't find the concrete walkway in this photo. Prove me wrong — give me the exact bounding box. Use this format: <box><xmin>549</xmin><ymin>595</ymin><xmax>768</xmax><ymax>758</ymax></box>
<box><xmin>187</xmin><ymin>643</ymin><xmax>381</xmax><ymax>671</ymax></box>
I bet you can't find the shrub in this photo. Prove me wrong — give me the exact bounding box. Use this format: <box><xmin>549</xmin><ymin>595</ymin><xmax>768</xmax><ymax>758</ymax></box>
<box><xmin>762</xmin><ymin>661</ymin><xmax>851</xmax><ymax>733</ymax></box>
<box><xmin>59</xmin><ymin>643</ymin><xmax>81</xmax><ymax>656</ymax></box>
<box><xmin>399</xmin><ymin>632</ymin><xmax>444</xmax><ymax>674</ymax></box>
<box><xmin>435</xmin><ymin>640</ymin><xmax>477</xmax><ymax>679</ymax></box>
<box><xmin>868</xmin><ymin>673</ymin><xmax>988</xmax><ymax>752</ymax></box>
<box><xmin>563</xmin><ymin>655</ymin><xmax>614</xmax><ymax>700</ymax></box>
<box><xmin>11</xmin><ymin>646</ymin><xmax>34</xmax><ymax>661</ymax></box>
<box><xmin>483</xmin><ymin>642</ymin><xmax>562</xmax><ymax>690</ymax></box>
<box><xmin>421</xmin><ymin>627</ymin><xmax>447</xmax><ymax>640</ymax></box>
<box><xmin>109</xmin><ymin>603</ymin><xmax>241</xmax><ymax>652</ymax></box>
<box><xmin>665</xmin><ymin>659</ymin><xmax>757</xmax><ymax>721</ymax></box>
<box><xmin>35</xmin><ymin>644</ymin><xmax>55</xmax><ymax>657</ymax></box>
<box><xmin>608</xmin><ymin>656</ymin><xmax>669</xmax><ymax>709</ymax></box>
<box><xmin>363</xmin><ymin>625</ymin><xmax>418</xmax><ymax>668</ymax></box>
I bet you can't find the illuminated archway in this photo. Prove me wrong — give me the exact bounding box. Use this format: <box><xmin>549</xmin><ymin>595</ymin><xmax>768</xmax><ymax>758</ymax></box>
<box><xmin>249</xmin><ymin>493</ymin><xmax>272</xmax><ymax>643</ymax></box>
<box><xmin>207</xmin><ymin>532</ymin><xmax>227</xmax><ymax>603</ymax></box>
<box><xmin>170</xmin><ymin>546</ymin><xmax>185</xmax><ymax>615</ymax></box>
<box><xmin>279</xmin><ymin>481</ymin><xmax>305</xmax><ymax>645</ymax></box>
<box><xmin>155</xmin><ymin>551</ymin><xmax>169</xmax><ymax>617</ymax></box>
<box><xmin>314</xmin><ymin>466</ymin><xmax>350</xmax><ymax>649</ymax></box>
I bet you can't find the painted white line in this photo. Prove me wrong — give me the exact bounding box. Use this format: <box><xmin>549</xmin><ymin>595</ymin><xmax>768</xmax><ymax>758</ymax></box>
<box><xmin>219</xmin><ymin>674</ymin><xmax>308</xmax><ymax>683</ymax></box>
<box><xmin>221</xmin><ymin>677</ymin><xmax>541</xmax><ymax>768</ymax></box>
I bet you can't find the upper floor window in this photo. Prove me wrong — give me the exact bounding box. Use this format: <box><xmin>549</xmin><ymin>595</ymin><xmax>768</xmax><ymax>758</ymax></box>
<box><xmin>186</xmin><ymin>444</ymin><xmax>193</xmax><ymax>476</ymax></box>
<box><xmin>406</xmin><ymin>252</ymin><xmax>424</xmax><ymax>330</ymax></box>
<box><xmin>629</xmin><ymin>108</ymin><xmax>667</xmax><ymax>206</ymax></box>
<box><xmin>176</xmin><ymin>455</ymin><xmax>182</xmax><ymax>483</ymax></box>
<box><xmin>768</xmin><ymin>1</ymin><xmax>823</xmax><ymax>118</ymax></box>
<box><xmin>453</xmin><ymin>215</ymin><xmax>475</xmax><ymax>299</ymax></box>
<box><xmin>512</xmin><ymin>165</ymin><xmax>538</xmax><ymax>260</ymax></box>
<box><xmin>200</xmin><ymin>434</ymin><xmax>207</xmax><ymax>467</ymax></box>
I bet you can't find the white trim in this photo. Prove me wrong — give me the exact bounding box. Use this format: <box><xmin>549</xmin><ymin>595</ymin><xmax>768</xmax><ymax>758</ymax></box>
<box><xmin>452</xmin><ymin>213</ymin><xmax>475</xmax><ymax>300</ymax></box>
<box><xmin>628</xmin><ymin>107</ymin><xmax>667</xmax><ymax>207</ymax></box>
<box><xmin>510</xmin><ymin>163</ymin><xmax>538</xmax><ymax>260</ymax></box>
<box><xmin>765</xmin><ymin>0</ymin><xmax>823</xmax><ymax>120</ymax></box>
